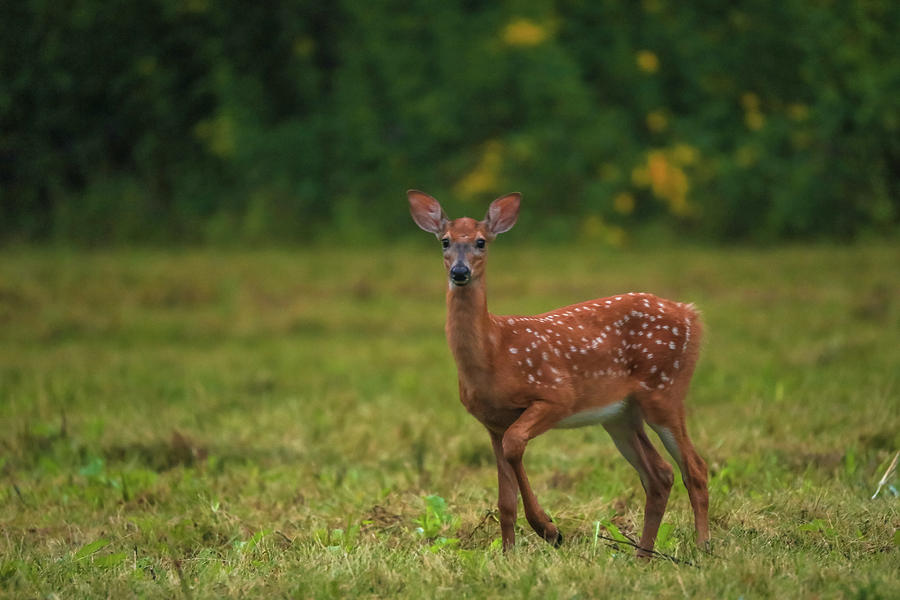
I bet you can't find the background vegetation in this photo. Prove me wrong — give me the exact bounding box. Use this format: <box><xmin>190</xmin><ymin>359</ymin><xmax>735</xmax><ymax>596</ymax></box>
<box><xmin>3</xmin><ymin>1</ymin><xmax>899</xmax><ymax>244</ymax></box>
<box><xmin>1</xmin><ymin>244</ymin><xmax>898</xmax><ymax>597</ymax></box>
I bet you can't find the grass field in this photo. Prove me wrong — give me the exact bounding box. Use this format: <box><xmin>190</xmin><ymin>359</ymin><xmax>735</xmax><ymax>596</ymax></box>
<box><xmin>1</xmin><ymin>243</ymin><xmax>899</xmax><ymax>598</ymax></box>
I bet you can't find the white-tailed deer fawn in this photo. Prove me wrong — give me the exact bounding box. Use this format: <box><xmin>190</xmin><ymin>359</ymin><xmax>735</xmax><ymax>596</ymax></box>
<box><xmin>408</xmin><ymin>190</ymin><xmax>709</xmax><ymax>556</ymax></box>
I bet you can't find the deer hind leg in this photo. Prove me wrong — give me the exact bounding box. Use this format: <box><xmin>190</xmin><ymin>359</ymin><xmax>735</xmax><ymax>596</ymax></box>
<box><xmin>640</xmin><ymin>389</ymin><xmax>710</xmax><ymax>549</ymax></box>
<box><xmin>603</xmin><ymin>402</ymin><xmax>674</xmax><ymax>557</ymax></box>
<box><xmin>648</xmin><ymin>420</ymin><xmax>709</xmax><ymax>548</ymax></box>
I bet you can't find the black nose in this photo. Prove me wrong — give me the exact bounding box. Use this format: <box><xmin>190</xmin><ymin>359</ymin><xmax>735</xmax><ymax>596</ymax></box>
<box><xmin>450</xmin><ymin>265</ymin><xmax>471</xmax><ymax>285</ymax></box>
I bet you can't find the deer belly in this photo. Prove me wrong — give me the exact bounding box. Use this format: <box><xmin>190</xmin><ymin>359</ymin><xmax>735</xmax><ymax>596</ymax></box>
<box><xmin>554</xmin><ymin>401</ymin><xmax>626</xmax><ymax>429</ymax></box>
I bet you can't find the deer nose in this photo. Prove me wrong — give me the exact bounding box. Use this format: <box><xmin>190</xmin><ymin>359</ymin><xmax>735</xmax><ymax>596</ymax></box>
<box><xmin>449</xmin><ymin>264</ymin><xmax>471</xmax><ymax>285</ymax></box>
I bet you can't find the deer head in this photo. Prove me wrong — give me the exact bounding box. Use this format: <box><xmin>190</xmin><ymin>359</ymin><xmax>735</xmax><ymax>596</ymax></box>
<box><xmin>408</xmin><ymin>190</ymin><xmax>520</xmax><ymax>287</ymax></box>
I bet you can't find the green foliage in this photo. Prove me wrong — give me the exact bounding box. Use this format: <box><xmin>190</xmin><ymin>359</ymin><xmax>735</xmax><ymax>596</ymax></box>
<box><xmin>414</xmin><ymin>494</ymin><xmax>461</xmax><ymax>552</ymax></box>
<box><xmin>1</xmin><ymin>244</ymin><xmax>899</xmax><ymax>597</ymax></box>
<box><xmin>1</xmin><ymin>2</ymin><xmax>898</xmax><ymax>244</ymax></box>
<box><xmin>655</xmin><ymin>522</ymin><xmax>675</xmax><ymax>553</ymax></box>
<box><xmin>414</xmin><ymin>494</ymin><xmax>458</xmax><ymax>539</ymax></box>
<box><xmin>600</xmin><ymin>519</ymin><xmax>629</xmax><ymax>544</ymax></box>
<box><xmin>73</xmin><ymin>539</ymin><xmax>111</xmax><ymax>561</ymax></box>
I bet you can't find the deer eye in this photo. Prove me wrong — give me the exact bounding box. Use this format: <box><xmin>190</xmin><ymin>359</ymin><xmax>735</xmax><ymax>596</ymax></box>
<box><xmin>441</xmin><ymin>238</ymin><xmax>450</xmax><ymax>249</ymax></box>
<box><xmin>476</xmin><ymin>238</ymin><xmax>486</xmax><ymax>249</ymax></box>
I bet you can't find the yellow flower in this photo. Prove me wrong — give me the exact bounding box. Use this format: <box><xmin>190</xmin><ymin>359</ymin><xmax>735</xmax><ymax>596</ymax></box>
<box><xmin>293</xmin><ymin>37</ymin><xmax>315</xmax><ymax>58</ymax></box>
<box><xmin>613</xmin><ymin>193</ymin><xmax>635</xmax><ymax>215</ymax></box>
<box><xmin>631</xmin><ymin>164</ymin><xmax>650</xmax><ymax>187</ymax></box>
<box><xmin>647</xmin><ymin>151</ymin><xmax>691</xmax><ymax>216</ymax></box>
<box><xmin>181</xmin><ymin>0</ymin><xmax>208</xmax><ymax>13</ymax></box>
<box><xmin>740</xmin><ymin>92</ymin><xmax>760</xmax><ymax>111</ymax></box>
<box><xmin>502</xmin><ymin>19</ymin><xmax>548</xmax><ymax>47</ymax></box>
<box><xmin>581</xmin><ymin>215</ymin><xmax>626</xmax><ymax>247</ymax></box>
<box><xmin>744</xmin><ymin>111</ymin><xmax>765</xmax><ymax>131</ymax></box>
<box><xmin>735</xmin><ymin>145</ymin><xmax>758</xmax><ymax>168</ymax></box>
<box><xmin>194</xmin><ymin>113</ymin><xmax>236</xmax><ymax>158</ymax></box>
<box><xmin>456</xmin><ymin>140</ymin><xmax>503</xmax><ymax>198</ymax></box>
<box><xmin>739</xmin><ymin>92</ymin><xmax>766</xmax><ymax>130</ymax></box>
<box><xmin>646</xmin><ymin>110</ymin><xmax>668</xmax><ymax>133</ymax></box>
<box><xmin>671</xmin><ymin>144</ymin><xmax>698</xmax><ymax>166</ymax></box>
<box><xmin>788</xmin><ymin>103</ymin><xmax>810</xmax><ymax>121</ymax></box>
<box><xmin>633</xmin><ymin>146</ymin><xmax>700</xmax><ymax>215</ymax></box>
<box><xmin>636</xmin><ymin>51</ymin><xmax>659</xmax><ymax>73</ymax></box>
<box><xmin>791</xmin><ymin>131</ymin><xmax>811</xmax><ymax>150</ymax></box>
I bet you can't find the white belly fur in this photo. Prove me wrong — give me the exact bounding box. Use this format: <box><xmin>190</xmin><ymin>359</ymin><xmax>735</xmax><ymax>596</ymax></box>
<box><xmin>554</xmin><ymin>401</ymin><xmax>626</xmax><ymax>429</ymax></box>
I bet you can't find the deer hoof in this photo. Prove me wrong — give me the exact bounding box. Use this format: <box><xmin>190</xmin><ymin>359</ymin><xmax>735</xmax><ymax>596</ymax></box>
<box><xmin>543</xmin><ymin>524</ymin><xmax>562</xmax><ymax>547</ymax></box>
<box><xmin>552</xmin><ymin>530</ymin><xmax>563</xmax><ymax>548</ymax></box>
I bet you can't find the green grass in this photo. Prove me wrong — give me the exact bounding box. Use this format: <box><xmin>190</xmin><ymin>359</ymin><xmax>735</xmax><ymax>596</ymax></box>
<box><xmin>1</xmin><ymin>243</ymin><xmax>898</xmax><ymax>598</ymax></box>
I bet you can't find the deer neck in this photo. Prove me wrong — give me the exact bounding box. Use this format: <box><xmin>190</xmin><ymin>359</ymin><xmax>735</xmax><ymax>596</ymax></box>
<box><xmin>445</xmin><ymin>279</ymin><xmax>497</xmax><ymax>381</ymax></box>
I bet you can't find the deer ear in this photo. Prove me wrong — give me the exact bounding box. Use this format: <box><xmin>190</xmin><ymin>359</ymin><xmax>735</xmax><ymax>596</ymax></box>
<box><xmin>408</xmin><ymin>190</ymin><xmax>448</xmax><ymax>235</ymax></box>
<box><xmin>485</xmin><ymin>193</ymin><xmax>521</xmax><ymax>235</ymax></box>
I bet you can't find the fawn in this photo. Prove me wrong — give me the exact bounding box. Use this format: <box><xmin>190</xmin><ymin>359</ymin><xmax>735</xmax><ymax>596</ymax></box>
<box><xmin>408</xmin><ymin>190</ymin><xmax>709</xmax><ymax>556</ymax></box>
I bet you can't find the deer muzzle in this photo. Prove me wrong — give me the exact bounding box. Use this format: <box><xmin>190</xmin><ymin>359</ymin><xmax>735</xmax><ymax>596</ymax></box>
<box><xmin>449</xmin><ymin>264</ymin><xmax>471</xmax><ymax>286</ymax></box>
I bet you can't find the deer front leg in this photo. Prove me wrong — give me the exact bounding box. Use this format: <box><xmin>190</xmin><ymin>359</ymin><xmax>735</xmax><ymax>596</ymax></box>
<box><xmin>501</xmin><ymin>402</ymin><xmax>566</xmax><ymax>547</ymax></box>
<box><xmin>490</xmin><ymin>431</ymin><xmax>519</xmax><ymax>551</ymax></box>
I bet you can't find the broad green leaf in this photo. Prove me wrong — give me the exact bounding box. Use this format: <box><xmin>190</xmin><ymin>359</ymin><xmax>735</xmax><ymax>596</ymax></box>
<box><xmin>602</xmin><ymin>520</ymin><xmax>629</xmax><ymax>543</ymax></box>
<box><xmin>93</xmin><ymin>552</ymin><xmax>128</xmax><ymax>568</ymax></box>
<box><xmin>656</xmin><ymin>522</ymin><xmax>674</xmax><ymax>551</ymax></box>
<box><xmin>74</xmin><ymin>539</ymin><xmax>110</xmax><ymax>561</ymax></box>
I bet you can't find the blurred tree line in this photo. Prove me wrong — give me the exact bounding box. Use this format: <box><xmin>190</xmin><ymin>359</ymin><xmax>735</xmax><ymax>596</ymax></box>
<box><xmin>1</xmin><ymin>0</ymin><xmax>898</xmax><ymax>245</ymax></box>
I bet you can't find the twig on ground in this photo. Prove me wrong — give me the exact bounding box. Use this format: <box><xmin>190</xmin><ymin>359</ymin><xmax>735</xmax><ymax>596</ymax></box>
<box><xmin>12</xmin><ymin>483</ymin><xmax>30</xmax><ymax>508</ymax></box>
<box><xmin>274</xmin><ymin>530</ymin><xmax>294</xmax><ymax>545</ymax></box>
<box><xmin>871</xmin><ymin>450</ymin><xmax>899</xmax><ymax>500</ymax></box>
<box><xmin>594</xmin><ymin>534</ymin><xmax>698</xmax><ymax>567</ymax></box>
<box><xmin>459</xmin><ymin>509</ymin><xmax>499</xmax><ymax>545</ymax></box>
